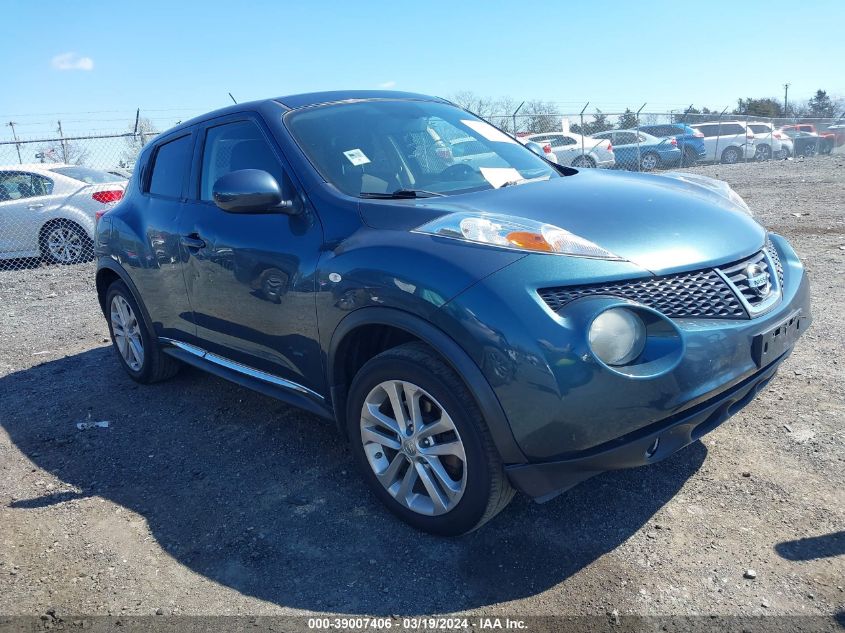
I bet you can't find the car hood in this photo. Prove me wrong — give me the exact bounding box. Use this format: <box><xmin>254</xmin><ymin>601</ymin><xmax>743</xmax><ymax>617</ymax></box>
<box><xmin>360</xmin><ymin>169</ymin><xmax>766</xmax><ymax>275</ymax></box>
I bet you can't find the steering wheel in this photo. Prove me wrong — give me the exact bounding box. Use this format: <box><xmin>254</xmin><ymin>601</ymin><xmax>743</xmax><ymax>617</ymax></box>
<box><xmin>439</xmin><ymin>163</ymin><xmax>476</xmax><ymax>181</ymax></box>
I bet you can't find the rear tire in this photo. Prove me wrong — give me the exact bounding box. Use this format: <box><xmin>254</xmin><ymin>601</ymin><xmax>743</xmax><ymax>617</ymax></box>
<box><xmin>39</xmin><ymin>220</ymin><xmax>92</xmax><ymax>265</ymax></box>
<box><xmin>640</xmin><ymin>152</ymin><xmax>660</xmax><ymax>171</ymax></box>
<box><xmin>105</xmin><ymin>280</ymin><xmax>180</xmax><ymax>384</ymax></box>
<box><xmin>346</xmin><ymin>342</ymin><xmax>514</xmax><ymax>535</ymax></box>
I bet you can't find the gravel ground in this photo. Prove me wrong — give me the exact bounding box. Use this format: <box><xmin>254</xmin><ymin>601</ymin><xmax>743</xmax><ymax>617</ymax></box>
<box><xmin>0</xmin><ymin>157</ymin><xmax>843</xmax><ymax>623</ymax></box>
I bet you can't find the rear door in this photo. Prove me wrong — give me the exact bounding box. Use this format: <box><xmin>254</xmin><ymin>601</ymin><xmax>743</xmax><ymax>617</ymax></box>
<box><xmin>178</xmin><ymin>113</ymin><xmax>325</xmax><ymax>393</ymax></box>
<box><xmin>133</xmin><ymin>131</ymin><xmax>197</xmax><ymax>342</ymax></box>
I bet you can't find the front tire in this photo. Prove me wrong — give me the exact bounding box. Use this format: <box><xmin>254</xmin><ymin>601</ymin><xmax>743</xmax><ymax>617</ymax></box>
<box><xmin>105</xmin><ymin>280</ymin><xmax>180</xmax><ymax>384</ymax></box>
<box><xmin>571</xmin><ymin>155</ymin><xmax>595</xmax><ymax>168</ymax></box>
<box><xmin>755</xmin><ymin>144</ymin><xmax>772</xmax><ymax>161</ymax></box>
<box><xmin>681</xmin><ymin>146</ymin><xmax>698</xmax><ymax>166</ymax></box>
<box><xmin>346</xmin><ymin>342</ymin><xmax>514</xmax><ymax>535</ymax></box>
<box><xmin>721</xmin><ymin>146</ymin><xmax>741</xmax><ymax>164</ymax></box>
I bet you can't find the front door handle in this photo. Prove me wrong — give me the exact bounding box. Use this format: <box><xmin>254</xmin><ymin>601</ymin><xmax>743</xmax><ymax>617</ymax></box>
<box><xmin>180</xmin><ymin>234</ymin><xmax>206</xmax><ymax>250</ymax></box>
<box><xmin>27</xmin><ymin>203</ymin><xmax>44</xmax><ymax>210</ymax></box>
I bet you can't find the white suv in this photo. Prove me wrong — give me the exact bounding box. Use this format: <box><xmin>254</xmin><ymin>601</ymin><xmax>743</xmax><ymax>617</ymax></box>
<box><xmin>689</xmin><ymin>121</ymin><xmax>756</xmax><ymax>164</ymax></box>
<box><xmin>746</xmin><ymin>122</ymin><xmax>794</xmax><ymax>159</ymax></box>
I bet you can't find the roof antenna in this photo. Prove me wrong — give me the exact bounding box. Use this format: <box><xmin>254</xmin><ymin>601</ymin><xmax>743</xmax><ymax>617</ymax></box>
<box><xmin>228</xmin><ymin>93</ymin><xmax>238</xmax><ymax>104</ymax></box>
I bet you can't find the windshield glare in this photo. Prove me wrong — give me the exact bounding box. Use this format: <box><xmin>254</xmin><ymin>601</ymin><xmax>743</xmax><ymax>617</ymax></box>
<box><xmin>285</xmin><ymin>100</ymin><xmax>558</xmax><ymax>197</ymax></box>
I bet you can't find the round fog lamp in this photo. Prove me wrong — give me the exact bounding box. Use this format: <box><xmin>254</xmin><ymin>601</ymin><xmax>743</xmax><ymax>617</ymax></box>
<box><xmin>589</xmin><ymin>308</ymin><xmax>646</xmax><ymax>366</ymax></box>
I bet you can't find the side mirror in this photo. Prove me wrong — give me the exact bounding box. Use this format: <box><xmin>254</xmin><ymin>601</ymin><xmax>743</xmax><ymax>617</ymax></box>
<box><xmin>212</xmin><ymin>169</ymin><xmax>299</xmax><ymax>214</ymax></box>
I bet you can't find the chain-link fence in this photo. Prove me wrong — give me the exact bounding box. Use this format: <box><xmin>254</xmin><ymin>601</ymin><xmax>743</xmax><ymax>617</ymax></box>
<box><xmin>488</xmin><ymin>109</ymin><xmax>845</xmax><ymax>170</ymax></box>
<box><xmin>1</xmin><ymin>107</ymin><xmax>843</xmax><ymax>272</ymax></box>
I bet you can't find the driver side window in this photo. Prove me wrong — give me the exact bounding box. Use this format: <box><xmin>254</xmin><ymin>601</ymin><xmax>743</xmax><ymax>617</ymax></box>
<box><xmin>200</xmin><ymin>120</ymin><xmax>297</xmax><ymax>205</ymax></box>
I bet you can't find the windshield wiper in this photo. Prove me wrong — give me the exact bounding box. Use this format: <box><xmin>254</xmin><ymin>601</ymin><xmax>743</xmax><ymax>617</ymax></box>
<box><xmin>359</xmin><ymin>188</ymin><xmax>445</xmax><ymax>199</ymax></box>
<box><xmin>498</xmin><ymin>175</ymin><xmax>551</xmax><ymax>189</ymax></box>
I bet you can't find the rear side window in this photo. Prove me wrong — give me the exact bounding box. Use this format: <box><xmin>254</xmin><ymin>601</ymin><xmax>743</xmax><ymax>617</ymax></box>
<box><xmin>50</xmin><ymin>166</ymin><xmax>116</xmax><ymax>184</ymax></box>
<box><xmin>695</xmin><ymin>124</ymin><xmax>719</xmax><ymax>137</ymax></box>
<box><xmin>148</xmin><ymin>135</ymin><xmax>192</xmax><ymax>198</ymax></box>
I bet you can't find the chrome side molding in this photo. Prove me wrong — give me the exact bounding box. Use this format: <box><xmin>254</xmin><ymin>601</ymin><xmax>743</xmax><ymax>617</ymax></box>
<box><xmin>159</xmin><ymin>337</ymin><xmax>324</xmax><ymax>401</ymax></box>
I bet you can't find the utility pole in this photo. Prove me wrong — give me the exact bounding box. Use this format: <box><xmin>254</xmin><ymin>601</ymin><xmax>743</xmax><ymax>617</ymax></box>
<box><xmin>783</xmin><ymin>83</ymin><xmax>791</xmax><ymax>114</ymax></box>
<box><xmin>7</xmin><ymin>122</ymin><xmax>22</xmax><ymax>164</ymax></box>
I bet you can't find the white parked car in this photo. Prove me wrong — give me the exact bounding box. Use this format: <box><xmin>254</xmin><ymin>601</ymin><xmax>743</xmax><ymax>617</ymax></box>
<box><xmin>688</xmin><ymin>121</ymin><xmax>756</xmax><ymax>164</ymax></box>
<box><xmin>746</xmin><ymin>122</ymin><xmax>794</xmax><ymax>159</ymax></box>
<box><xmin>525</xmin><ymin>132</ymin><xmax>615</xmax><ymax>168</ymax></box>
<box><xmin>0</xmin><ymin>164</ymin><xmax>127</xmax><ymax>264</ymax></box>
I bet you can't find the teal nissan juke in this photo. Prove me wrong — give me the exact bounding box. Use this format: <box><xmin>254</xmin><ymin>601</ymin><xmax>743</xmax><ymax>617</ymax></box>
<box><xmin>95</xmin><ymin>91</ymin><xmax>811</xmax><ymax>535</ymax></box>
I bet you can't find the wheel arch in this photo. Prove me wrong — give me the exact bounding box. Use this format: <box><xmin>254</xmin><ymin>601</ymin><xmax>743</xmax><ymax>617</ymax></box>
<box><xmin>95</xmin><ymin>258</ymin><xmax>155</xmax><ymax>336</ymax></box>
<box><xmin>328</xmin><ymin>307</ymin><xmax>527</xmax><ymax>464</ymax></box>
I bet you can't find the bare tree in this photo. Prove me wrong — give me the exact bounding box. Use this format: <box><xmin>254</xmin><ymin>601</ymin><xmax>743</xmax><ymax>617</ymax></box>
<box><xmin>35</xmin><ymin>141</ymin><xmax>88</xmax><ymax>165</ymax></box>
<box><xmin>121</xmin><ymin>117</ymin><xmax>158</xmax><ymax>167</ymax></box>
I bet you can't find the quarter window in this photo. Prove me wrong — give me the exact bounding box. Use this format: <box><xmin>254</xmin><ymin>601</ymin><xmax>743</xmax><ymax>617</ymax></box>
<box><xmin>199</xmin><ymin>120</ymin><xmax>296</xmax><ymax>204</ymax></box>
<box><xmin>147</xmin><ymin>135</ymin><xmax>192</xmax><ymax>198</ymax></box>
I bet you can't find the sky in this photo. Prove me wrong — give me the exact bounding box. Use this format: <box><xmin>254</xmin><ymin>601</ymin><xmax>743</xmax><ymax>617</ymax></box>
<box><xmin>1</xmin><ymin>0</ymin><xmax>844</xmax><ymax>140</ymax></box>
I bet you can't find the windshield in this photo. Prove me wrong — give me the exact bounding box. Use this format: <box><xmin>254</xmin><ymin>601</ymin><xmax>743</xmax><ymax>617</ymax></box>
<box><xmin>50</xmin><ymin>166</ymin><xmax>121</xmax><ymax>184</ymax></box>
<box><xmin>285</xmin><ymin>100</ymin><xmax>558</xmax><ymax>197</ymax></box>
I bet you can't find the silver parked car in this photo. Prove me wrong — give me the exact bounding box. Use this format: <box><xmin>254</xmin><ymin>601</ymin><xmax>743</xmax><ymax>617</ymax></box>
<box><xmin>525</xmin><ymin>132</ymin><xmax>615</xmax><ymax>168</ymax></box>
<box><xmin>0</xmin><ymin>164</ymin><xmax>127</xmax><ymax>264</ymax></box>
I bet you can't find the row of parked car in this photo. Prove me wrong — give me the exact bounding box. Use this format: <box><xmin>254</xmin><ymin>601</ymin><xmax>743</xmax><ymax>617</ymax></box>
<box><xmin>520</xmin><ymin>121</ymin><xmax>845</xmax><ymax>171</ymax></box>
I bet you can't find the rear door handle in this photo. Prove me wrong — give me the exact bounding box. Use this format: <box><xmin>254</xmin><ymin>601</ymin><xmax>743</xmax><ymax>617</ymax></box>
<box><xmin>27</xmin><ymin>203</ymin><xmax>44</xmax><ymax>210</ymax></box>
<box><xmin>180</xmin><ymin>234</ymin><xmax>206</xmax><ymax>250</ymax></box>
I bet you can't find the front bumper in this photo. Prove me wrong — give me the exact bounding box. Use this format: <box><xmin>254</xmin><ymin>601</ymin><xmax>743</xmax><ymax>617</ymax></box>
<box><xmin>505</xmin><ymin>349</ymin><xmax>788</xmax><ymax>501</ymax></box>
<box><xmin>437</xmin><ymin>234</ymin><xmax>811</xmax><ymax>498</ymax></box>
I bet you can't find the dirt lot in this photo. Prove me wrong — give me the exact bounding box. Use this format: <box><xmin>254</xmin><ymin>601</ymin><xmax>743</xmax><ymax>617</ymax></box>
<box><xmin>1</xmin><ymin>158</ymin><xmax>843</xmax><ymax>624</ymax></box>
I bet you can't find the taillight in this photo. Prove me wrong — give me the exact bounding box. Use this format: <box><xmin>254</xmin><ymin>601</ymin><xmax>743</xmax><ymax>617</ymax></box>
<box><xmin>693</xmin><ymin>131</ymin><xmax>704</xmax><ymax>138</ymax></box>
<box><xmin>542</xmin><ymin>143</ymin><xmax>552</xmax><ymax>154</ymax></box>
<box><xmin>670</xmin><ymin>137</ymin><xmax>678</xmax><ymax>146</ymax></box>
<box><xmin>95</xmin><ymin>208</ymin><xmax>110</xmax><ymax>222</ymax></box>
<box><xmin>773</xmin><ymin>132</ymin><xmax>783</xmax><ymax>139</ymax></box>
<box><xmin>607</xmin><ymin>142</ymin><xmax>613</xmax><ymax>153</ymax></box>
<box><xmin>92</xmin><ymin>190</ymin><xmax>123</xmax><ymax>204</ymax></box>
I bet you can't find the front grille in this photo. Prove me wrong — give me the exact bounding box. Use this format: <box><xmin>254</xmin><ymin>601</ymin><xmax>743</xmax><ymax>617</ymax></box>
<box><xmin>764</xmin><ymin>238</ymin><xmax>784</xmax><ymax>287</ymax></box>
<box><xmin>718</xmin><ymin>249</ymin><xmax>778</xmax><ymax>311</ymax></box>
<box><xmin>538</xmin><ymin>243</ymin><xmax>784</xmax><ymax>320</ymax></box>
<box><xmin>538</xmin><ymin>268</ymin><xmax>748</xmax><ymax>319</ymax></box>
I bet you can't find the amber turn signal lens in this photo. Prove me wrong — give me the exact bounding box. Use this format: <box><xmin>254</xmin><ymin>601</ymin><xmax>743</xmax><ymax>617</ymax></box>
<box><xmin>506</xmin><ymin>231</ymin><xmax>553</xmax><ymax>252</ymax></box>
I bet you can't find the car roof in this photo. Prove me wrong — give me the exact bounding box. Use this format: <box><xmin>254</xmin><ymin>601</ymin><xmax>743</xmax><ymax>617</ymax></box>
<box><xmin>148</xmin><ymin>91</ymin><xmax>450</xmax><ymax>142</ymax></box>
<box><xmin>276</xmin><ymin>90</ymin><xmax>447</xmax><ymax>109</ymax></box>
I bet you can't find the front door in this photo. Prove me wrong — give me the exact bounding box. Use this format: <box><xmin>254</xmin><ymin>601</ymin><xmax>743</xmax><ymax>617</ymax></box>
<box><xmin>178</xmin><ymin>115</ymin><xmax>324</xmax><ymax>394</ymax></box>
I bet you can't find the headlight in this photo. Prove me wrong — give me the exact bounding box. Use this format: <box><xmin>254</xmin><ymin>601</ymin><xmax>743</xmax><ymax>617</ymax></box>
<box><xmin>588</xmin><ymin>308</ymin><xmax>646</xmax><ymax>366</ymax></box>
<box><xmin>414</xmin><ymin>212</ymin><xmax>622</xmax><ymax>259</ymax></box>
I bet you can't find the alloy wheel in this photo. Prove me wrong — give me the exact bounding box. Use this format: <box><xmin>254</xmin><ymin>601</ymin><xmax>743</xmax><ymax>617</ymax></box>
<box><xmin>110</xmin><ymin>295</ymin><xmax>144</xmax><ymax>371</ymax></box>
<box><xmin>360</xmin><ymin>380</ymin><xmax>467</xmax><ymax>516</ymax></box>
<box><xmin>46</xmin><ymin>225</ymin><xmax>83</xmax><ymax>263</ymax></box>
<box><xmin>641</xmin><ymin>154</ymin><xmax>658</xmax><ymax>170</ymax></box>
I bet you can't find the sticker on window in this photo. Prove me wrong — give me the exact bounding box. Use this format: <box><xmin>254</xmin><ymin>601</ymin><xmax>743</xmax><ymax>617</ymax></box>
<box><xmin>461</xmin><ymin>120</ymin><xmax>517</xmax><ymax>145</ymax></box>
<box><xmin>343</xmin><ymin>149</ymin><xmax>371</xmax><ymax>166</ymax></box>
<box><xmin>479</xmin><ymin>167</ymin><xmax>524</xmax><ymax>189</ymax></box>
